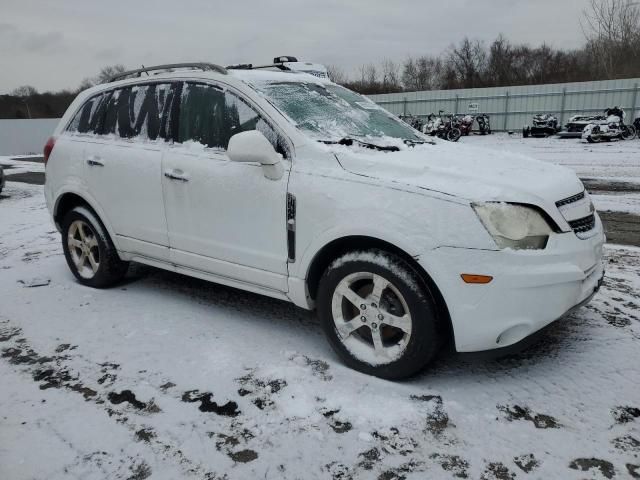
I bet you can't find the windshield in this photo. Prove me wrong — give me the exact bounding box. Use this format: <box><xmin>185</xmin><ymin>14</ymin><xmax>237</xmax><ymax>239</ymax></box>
<box><xmin>253</xmin><ymin>81</ymin><xmax>423</xmax><ymax>143</ymax></box>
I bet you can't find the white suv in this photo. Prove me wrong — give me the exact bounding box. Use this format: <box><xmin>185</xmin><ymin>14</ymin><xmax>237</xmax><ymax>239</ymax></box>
<box><xmin>44</xmin><ymin>59</ymin><xmax>605</xmax><ymax>379</ymax></box>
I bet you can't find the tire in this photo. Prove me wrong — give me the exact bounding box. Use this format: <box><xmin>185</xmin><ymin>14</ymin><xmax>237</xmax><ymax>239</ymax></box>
<box><xmin>317</xmin><ymin>250</ymin><xmax>442</xmax><ymax>379</ymax></box>
<box><xmin>621</xmin><ymin>125</ymin><xmax>637</xmax><ymax>140</ymax></box>
<box><xmin>61</xmin><ymin>206</ymin><xmax>129</xmax><ymax>288</ymax></box>
<box><xmin>447</xmin><ymin>128</ymin><xmax>462</xmax><ymax>142</ymax></box>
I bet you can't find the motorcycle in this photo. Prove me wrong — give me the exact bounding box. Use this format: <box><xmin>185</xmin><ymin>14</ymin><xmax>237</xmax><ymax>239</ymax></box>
<box><xmin>423</xmin><ymin>111</ymin><xmax>462</xmax><ymax>142</ymax></box>
<box><xmin>453</xmin><ymin>114</ymin><xmax>474</xmax><ymax>136</ymax></box>
<box><xmin>399</xmin><ymin>114</ymin><xmax>424</xmax><ymax>132</ymax></box>
<box><xmin>558</xmin><ymin>114</ymin><xmax>606</xmax><ymax>138</ymax></box>
<box><xmin>523</xmin><ymin>114</ymin><xmax>560</xmax><ymax>138</ymax></box>
<box><xmin>475</xmin><ymin>114</ymin><xmax>491</xmax><ymax>135</ymax></box>
<box><xmin>582</xmin><ymin>107</ymin><xmax>637</xmax><ymax>143</ymax></box>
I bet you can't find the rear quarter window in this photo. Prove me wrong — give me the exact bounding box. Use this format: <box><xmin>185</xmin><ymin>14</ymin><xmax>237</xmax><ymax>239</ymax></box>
<box><xmin>66</xmin><ymin>93</ymin><xmax>109</xmax><ymax>134</ymax></box>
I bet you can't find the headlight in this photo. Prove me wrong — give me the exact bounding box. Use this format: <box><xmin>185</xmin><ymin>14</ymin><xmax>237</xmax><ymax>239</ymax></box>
<box><xmin>473</xmin><ymin>203</ymin><xmax>553</xmax><ymax>250</ymax></box>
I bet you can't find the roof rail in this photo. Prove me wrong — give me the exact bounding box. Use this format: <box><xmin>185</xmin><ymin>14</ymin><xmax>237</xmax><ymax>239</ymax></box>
<box><xmin>109</xmin><ymin>63</ymin><xmax>227</xmax><ymax>82</ymax></box>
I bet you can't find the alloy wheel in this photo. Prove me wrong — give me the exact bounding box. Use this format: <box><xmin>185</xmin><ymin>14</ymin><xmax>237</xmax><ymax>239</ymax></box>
<box><xmin>67</xmin><ymin>220</ymin><xmax>100</xmax><ymax>279</ymax></box>
<box><xmin>331</xmin><ymin>272</ymin><xmax>412</xmax><ymax>365</ymax></box>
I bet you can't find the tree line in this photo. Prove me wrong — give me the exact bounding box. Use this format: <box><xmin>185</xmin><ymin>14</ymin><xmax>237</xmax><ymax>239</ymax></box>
<box><xmin>2</xmin><ymin>0</ymin><xmax>638</xmax><ymax>118</ymax></box>
<box><xmin>331</xmin><ymin>0</ymin><xmax>640</xmax><ymax>94</ymax></box>
<box><xmin>1</xmin><ymin>65</ymin><xmax>125</xmax><ymax>119</ymax></box>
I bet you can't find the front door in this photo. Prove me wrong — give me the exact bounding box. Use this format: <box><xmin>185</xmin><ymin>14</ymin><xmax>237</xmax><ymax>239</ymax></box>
<box><xmin>161</xmin><ymin>82</ymin><xmax>290</xmax><ymax>291</ymax></box>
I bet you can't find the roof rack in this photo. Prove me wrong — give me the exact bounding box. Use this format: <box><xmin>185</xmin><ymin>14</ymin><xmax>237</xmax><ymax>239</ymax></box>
<box><xmin>226</xmin><ymin>63</ymin><xmax>289</xmax><ymax>71</ymax></box>
<box><xmin>226</xmin><ymin>56</ymin><xmax>298</xmax><ymax>71</ymax></box>
<box><xmin>109</xmin><ymin>63</ymin><xmax>227</xmax><ymax>82</ymax></box>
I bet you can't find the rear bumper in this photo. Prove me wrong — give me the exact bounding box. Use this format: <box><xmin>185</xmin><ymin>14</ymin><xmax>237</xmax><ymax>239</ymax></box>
<box><xmin>422</xmin><ymin>218</ymin><xmax>606</xmax><ymax>353</ymax></box>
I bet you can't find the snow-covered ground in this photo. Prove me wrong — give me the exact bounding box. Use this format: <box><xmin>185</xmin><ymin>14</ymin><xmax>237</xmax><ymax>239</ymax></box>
<box><xmin>1</xmin><ymin>140</ymin><xmax>640</xmax><ymax>479</ymax></box>
<box><xmin>461</xmin><ymin>134</ymin><xmax>640</xmax><ymax>183</ymax></box>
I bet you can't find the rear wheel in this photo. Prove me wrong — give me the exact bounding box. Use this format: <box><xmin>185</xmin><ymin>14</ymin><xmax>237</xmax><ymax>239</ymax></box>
<box><xmin>621</xmin><ymin>125</ymin><xmax>637</xmax><ymax>140</ymax></box>
<box><xmin>61</xmin><ymin>206</ymin><xmax>129</xmax><ymax>288</ymax></box>
<box><xmin>317</xmin><ymin>250</ymin><xmax>441</xmax><ymax>379</ymax></box>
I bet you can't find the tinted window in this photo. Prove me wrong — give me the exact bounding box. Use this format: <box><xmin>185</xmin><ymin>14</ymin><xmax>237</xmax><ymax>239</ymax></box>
<box><xmin>177</xmin><ymin>83</ymin><xmax>285</xmax><ymax>155</ymax></box>
<box><xmin>67</xmin><ymin>93</ymin><xmax>109</xmax><ymax>134</ymax></box>
<box><xmin>102</xmin><ymin>83</ymin><xmax>175</xmax><ymax>140</ymax></box>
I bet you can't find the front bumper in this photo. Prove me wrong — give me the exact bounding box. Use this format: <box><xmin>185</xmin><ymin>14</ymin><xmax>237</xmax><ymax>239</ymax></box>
<box><xmin>423</xmin><ymin>217</ymin><xmax>606</xmax><ymax>352</ymax></box>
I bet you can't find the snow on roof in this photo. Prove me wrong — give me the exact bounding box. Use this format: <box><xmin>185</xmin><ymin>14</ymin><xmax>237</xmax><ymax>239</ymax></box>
<box><xmin>229</xmin><ymin>68</ymin><xmax>332</xmax><ymax>86</ymax></box>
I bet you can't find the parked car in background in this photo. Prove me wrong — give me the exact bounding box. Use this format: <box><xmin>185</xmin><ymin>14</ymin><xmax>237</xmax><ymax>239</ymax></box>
<box><xmin>44</xmin><ymin>59</ymin><xmax>605</xmax><ymax>379</ymax></box>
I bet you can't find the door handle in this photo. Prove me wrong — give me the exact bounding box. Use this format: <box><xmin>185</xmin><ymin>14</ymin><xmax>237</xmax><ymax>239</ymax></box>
<box><xmin>86</xmin><ymin>156</ymin><xmax>104</xmax><ymax>167</ymax></box>
<box><xmin>164</xmin><ymin>169</ymin><xmax>189</xmax><ymax>182</ymax></box>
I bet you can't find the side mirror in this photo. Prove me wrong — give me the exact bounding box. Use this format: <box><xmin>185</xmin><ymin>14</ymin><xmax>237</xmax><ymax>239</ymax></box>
<box><xmin>227</xmin><ymin>130</ymin><xmax>284</xmax><ymax>180</ymax></box>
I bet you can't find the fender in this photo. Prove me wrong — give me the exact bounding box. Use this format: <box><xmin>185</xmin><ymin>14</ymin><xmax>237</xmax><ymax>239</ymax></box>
<box><xmin>52</xmin><ymin>183</ymin><xmax>121</xmax><ymax>251</ymax></box>
<box><xmin>295</xmin><ymin>224</ymin><xmax>434</xmax><ymax>280</ymax></box>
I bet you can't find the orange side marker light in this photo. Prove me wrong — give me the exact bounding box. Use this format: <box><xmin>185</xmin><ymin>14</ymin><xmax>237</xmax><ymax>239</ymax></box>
<box><xmin>461</xmin><ymin>274</ymin><xmax>493</xmax><ymax>284</ymax></box>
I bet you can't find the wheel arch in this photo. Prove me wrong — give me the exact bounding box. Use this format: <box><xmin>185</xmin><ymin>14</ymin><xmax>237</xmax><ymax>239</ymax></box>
<box><xmin>305</xmin><ymin>235</ymin><xmax>454</xmax><ymax>343</ymax></box>
<box><xmin>52</xmin><ymin>190</ymin><xmax>118</xmax><ymax>246</ymax></box>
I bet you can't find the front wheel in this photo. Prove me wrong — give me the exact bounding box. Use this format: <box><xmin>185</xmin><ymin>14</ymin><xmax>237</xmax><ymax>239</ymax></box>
<box><xmin>317</xmin><ymin>251</ymin><xmax>441</xmax><ymax>379</ymax></box>
<box><xmin>61</xmin><ymin>206</ymin><xmax>129</xmax><ymax>288</ymax></box>
<box><xmin>447</xmin><ymin>128</ymin><xmax>462</xmax><ymax>142</ymax></box>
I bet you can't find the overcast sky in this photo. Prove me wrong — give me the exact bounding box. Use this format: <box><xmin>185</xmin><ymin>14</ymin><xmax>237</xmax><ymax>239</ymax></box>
<box><xmin>1</xmin><ymin>0</ymin><xmax>592</xmax><ymax>94</ymax></box>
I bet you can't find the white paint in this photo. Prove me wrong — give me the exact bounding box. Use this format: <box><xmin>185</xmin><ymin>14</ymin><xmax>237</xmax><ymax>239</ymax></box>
<box><xmin>44</xmin><ymin>70</ymin><xmax>606</xmax><ymax>361</ymax></box>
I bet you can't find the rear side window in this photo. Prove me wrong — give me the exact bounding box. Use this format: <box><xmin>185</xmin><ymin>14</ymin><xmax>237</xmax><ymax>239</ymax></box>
<box><xmin>67</xmin><ymin>93</ymin><xmax>109</xmax><ymax>134</ymax></box>
<box><xmin>102</xmin><ymin>83</ymin><xmax>175</xmax><ymax>141</ymax></box>
<box><xmin>177</xmin><ymin>83</ymin><xmax>286</xmax><ymax>155</ymax></box>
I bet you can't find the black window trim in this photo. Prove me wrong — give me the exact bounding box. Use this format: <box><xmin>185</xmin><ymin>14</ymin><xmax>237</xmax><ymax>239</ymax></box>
<box><xmin>171</xmin><ymin>79</ymin><xmax>293</xmax><ymax>160</ymax></box>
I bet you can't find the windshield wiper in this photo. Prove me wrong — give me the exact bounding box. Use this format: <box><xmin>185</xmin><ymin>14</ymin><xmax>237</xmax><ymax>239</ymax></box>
<box><xmin>319</xmin><ymin>137</ymin><xmax>400</xmax><ymax>152</ymax></box>
<box><xmin>404</xmin><ymin>139</ymin><xmax>434</xmax><ymax>146</ymax></box>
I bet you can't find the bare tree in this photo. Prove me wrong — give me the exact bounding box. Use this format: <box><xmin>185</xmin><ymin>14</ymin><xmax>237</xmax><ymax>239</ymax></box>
<box><xmin>78</xmin><ymin>64</ymin><xmax>127</xmax><ymax>91</ymax></box>
<box><xmin>11</xmin><ymin>85</ymin><xmax>38</xmax><ymax>97</ymax></box>
<box><xmin>402</xmin><ymin>56</ymin><xmax>443</xmax><ymax>91</ymax></box>
<box><xmin>445</xmin><ymin>38</ymin><xmax>488</xmax><ymax>88</ymax></box>
<box><xmin>325</xmin><ymin>64</ymin><xmax>348</xmax><ymax>84</ymax></box>
<box><xmin>95</xmin><ymin>64</ymin><xmax>127</xmax><ymax>84</ymax></box>
<box><xmin>380</xmin><ymin>59</ymin><xmax>402</xmax><ymax>93</ymax></box>
<box><xmin>581</xmin><ymin>0</ymin><xmax>640</xmax><ymax>77</ymax></box>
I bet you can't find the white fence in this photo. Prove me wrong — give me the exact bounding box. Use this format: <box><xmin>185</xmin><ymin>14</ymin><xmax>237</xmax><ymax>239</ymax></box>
<box><xmin>369</xmin><ymin>78</ymin><xmax>640</xmax><ymax>131</ymax></box>
<box><xmin>0</xmin><ymin>119</ymin><xmax>60</xmax><ymax>156</ymax></box>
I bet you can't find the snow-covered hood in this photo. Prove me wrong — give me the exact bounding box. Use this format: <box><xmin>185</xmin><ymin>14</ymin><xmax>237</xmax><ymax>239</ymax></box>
<box><xmin>334</xmin><ymin>141</ymin><xmax>584</xmax><ymax>204</ymax></box>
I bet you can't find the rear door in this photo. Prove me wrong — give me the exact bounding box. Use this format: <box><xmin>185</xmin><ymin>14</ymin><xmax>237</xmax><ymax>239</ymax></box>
<box><xmin>83</xmin><ymin>82</ymin><xmax>176</xmax><ymax>261</ymax></box>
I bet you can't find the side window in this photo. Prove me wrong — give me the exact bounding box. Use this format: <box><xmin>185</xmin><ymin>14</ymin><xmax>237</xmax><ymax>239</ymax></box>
<box><xmin>100</xmin><ymin>83</ymin><xmax>175</xmax><ymax>140</ymax></box>
<box><xmin>178</xmin><ymin>83</ymin><xmax>286</xmax><ymax>156</ymax></box>
<box><xmin>67</xmin><ymin>93</ymin><xmax>109</xmax><ymax>134</ymax></box>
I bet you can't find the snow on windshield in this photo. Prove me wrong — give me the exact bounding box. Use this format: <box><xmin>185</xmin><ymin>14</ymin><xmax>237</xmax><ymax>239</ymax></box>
<box><xmin>252</xmin><ymin>81</ymin><xmax>422</xmax><ymax>143</ymax></box>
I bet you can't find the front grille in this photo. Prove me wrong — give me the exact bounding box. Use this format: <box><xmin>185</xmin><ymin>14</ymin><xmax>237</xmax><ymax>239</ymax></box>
<box><xmin>556</xmin><ymin>191</ymin><xmax>585</xmax><ymax>208</ymax></box>
<box><xmin>568</xmin><ymin>214</ymin><xmax>596</xmax><ymax>233</ymax></box>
